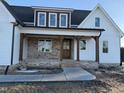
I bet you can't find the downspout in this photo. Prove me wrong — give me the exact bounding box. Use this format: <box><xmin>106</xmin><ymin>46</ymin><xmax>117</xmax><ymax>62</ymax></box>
<box><xmin>120</xmin><ymin>34</ymin><xmax>124</xmax><ymax>66</ymax></box>
<box><xmin>10</xmin><ymin>22</ymin><xmax>18</xmax><ymax>65</ymax></box>
<box><xmin>98</xmin><ymin>31</ymin><xmax>102</xmax><ymax>38</ymax></box>
<box><xmin>98</xmin><ymin>31</ymin><xmax>102</xmax><ymax>64</ymax></box>
<box><xmin>4</xmin><ymin>22</ymin><xmax>18</xmax><ymax>75</ymax></box>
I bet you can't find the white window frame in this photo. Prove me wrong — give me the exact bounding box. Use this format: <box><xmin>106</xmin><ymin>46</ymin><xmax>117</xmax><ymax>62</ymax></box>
<box><xmin>38</xmin><ymin>12</ymin><xmax>46</xmax><ymax>27</ymax></box>
<box><xmin>38</xmin><ymin>40</ymin><xmax>52</xmax><ymax>53</ymax></box>
<box><xmin>95</xmin><ymin>17</ymin><xmax>100</xmax><ymax>27</ymax></box>
<box><xmin>59</xmin><ymin>13</ymin><xmax>68</xmax><ymax>28</ymax></box>
<box><xmin>49</xmin><ymin>13</ymin><xmax>57</xmax><ymax>27</ymax></box>
<box><xmin>103</xmin><ymin>41</ymin><xmax>108</xmax><ymax>53</ymax></box>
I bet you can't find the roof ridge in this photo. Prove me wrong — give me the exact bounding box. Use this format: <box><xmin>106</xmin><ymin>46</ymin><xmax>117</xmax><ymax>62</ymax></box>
<box><xmin>9</xmin><ymin>5</ymin><xmax>92</xmax><ymax>11</ymax></box>
<box><xmin>10</xmin><ymin>5</ymin><xmax>32</xmax><ymax>8</ymax></box>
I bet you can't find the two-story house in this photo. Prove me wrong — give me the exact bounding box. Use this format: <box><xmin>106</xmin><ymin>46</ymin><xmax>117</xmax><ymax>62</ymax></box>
<box><xmin>0</xmin><ymin>0</ymin><xmax>123</xmax><ymax>66</ymax></box>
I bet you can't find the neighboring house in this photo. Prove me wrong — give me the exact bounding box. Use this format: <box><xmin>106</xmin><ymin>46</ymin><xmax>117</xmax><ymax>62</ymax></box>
<box><xmin>0</xmin><ymin>0</ymin><xmax>123</xmax><ymax>66</ymax></box>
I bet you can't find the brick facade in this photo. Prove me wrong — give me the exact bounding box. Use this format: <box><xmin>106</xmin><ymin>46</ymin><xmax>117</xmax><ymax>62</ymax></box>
<box><xmin>28</xmin><ymin>37</ymin><xmax>61</xmax><ymax>60</ymax></box>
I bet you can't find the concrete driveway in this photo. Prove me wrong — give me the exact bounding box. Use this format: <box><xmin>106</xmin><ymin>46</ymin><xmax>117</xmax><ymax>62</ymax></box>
<box><xmin>0</xmin><ymin>67</ymin><xmax>96</xmax><ymax>82</ymax></box>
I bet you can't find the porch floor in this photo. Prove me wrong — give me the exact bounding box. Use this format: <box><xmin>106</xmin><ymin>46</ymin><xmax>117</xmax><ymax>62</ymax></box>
<box><xmin>0</xmin><ymin>67</ymin><xmax>96</xmax><ymax>82</ymax></box>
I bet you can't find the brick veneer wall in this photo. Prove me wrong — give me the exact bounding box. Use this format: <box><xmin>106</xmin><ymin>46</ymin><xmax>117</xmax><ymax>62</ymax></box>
<box><xmin>28</xmin><ymin>37</ymin><xmax>61</xmax><ymax>60</ymax></box>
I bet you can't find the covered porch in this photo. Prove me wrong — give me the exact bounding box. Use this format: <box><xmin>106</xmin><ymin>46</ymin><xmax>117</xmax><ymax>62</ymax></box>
<box><xmin>19</xmin><ymin>27</ymin><xmax>104</xmax><ymax>67</ymax></box>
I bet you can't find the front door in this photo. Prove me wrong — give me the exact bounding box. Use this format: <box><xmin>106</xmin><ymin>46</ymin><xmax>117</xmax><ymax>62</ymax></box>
<box><xmin>63</xmin><ymin>39</ymin><xmax>71</xmax><ymax>59</ymax></box>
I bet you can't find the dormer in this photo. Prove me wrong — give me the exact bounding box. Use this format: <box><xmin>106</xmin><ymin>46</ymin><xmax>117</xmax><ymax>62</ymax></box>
<box><xmin>33</xmin><ymin>6</ymin><xmax>73</xmax><ymax>28</ymax></box>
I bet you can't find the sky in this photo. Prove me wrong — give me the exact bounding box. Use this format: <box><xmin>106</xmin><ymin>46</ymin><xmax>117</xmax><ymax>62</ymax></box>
<box><xmin>6</xmin><ymin>0</ymin><xmax>124</xmax><ymax>47</ymax></box>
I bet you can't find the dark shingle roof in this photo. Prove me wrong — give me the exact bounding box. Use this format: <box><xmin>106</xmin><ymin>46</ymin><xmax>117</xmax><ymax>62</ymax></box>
<box><xmin>71</xmin><ymin>10</ymin><xmax>91</xmax><ymax>25</ymax></box>
<box><xmin>1</xmin><ymin>0</ymin><xmax>91</xmax><ymax>26</ymax></box>
<box><xmin>10</xmin><ymin>6</ymin><xmax>34</xmax><ymax>23</ymax></box>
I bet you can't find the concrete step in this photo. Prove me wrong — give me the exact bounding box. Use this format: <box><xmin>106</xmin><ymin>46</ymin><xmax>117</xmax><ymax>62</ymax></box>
<box><xmin>61</xmin><ymin>63</ymin><xmax>80</xmax><ymax>67</ymax></box>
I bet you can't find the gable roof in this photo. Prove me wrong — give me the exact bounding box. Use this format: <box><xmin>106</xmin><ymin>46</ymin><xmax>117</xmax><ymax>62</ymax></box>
<box><xmin>78</xmin><ymin>4</ymin><xmax>124</xmax><ymax>37</ymax></box>
<box><xmin>1</xmin><ymin>0</ymin><xmax>91</xmax><ymax>26</ymax></box>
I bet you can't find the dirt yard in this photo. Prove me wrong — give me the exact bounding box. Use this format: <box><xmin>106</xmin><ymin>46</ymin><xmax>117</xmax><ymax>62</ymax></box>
<box><xmin>0</xmin><ymin>66</ymin><xmax>124</xmax><ymax>93</ymax></box>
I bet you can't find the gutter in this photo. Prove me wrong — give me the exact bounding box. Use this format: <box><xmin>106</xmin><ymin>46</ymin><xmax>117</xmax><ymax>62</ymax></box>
<box><xmin>23</xmin><ymin>25</ymin><xmax>105</xmax><ymax>31</ymax></box>
<box><xmin>120</xmin><ymin>33</ymin><xmax>124</xmax><ymax>66</ymax></box>
<box><xmin>10</xmin><ymin>22</ymin><xmax>18</xmax><ymax>65</ymax></box>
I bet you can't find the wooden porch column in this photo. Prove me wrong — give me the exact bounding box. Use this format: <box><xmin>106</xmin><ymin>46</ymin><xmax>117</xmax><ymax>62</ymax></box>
<box><xmin>19</xmin><ymin>33</ymin><xmax>25</xmax><ymax>61</ymax></box>
<box><xmin>76</xmin><ymin>37</ymin><xmax>80</xmax><ymax>62</ymax></box>
<box><xmin>60</xmin><ymin>36</ymin><xmax>64</xmax><ymax>61</ymax></box>
<box><xmin>94</xmin><ymin>36</ymin><xmax>99</xmax><ymax>63</ymax></box>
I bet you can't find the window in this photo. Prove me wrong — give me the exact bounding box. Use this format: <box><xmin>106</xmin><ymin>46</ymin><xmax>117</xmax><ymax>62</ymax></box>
<box><xmin>49</xmin><ymin>13</ymin><xmax>57</xmax><ymax>27</ymax></box>
<box><xmin>103</xmin><ymin>41</ymin><xmax>108</xmax><ymax>53</ymax></box>
<box><xmin>63</xmin><ymin>41</ymin><xmax>70</xmax><ymax>49</ymax></box>
<box><xmin>38</xmin><ymin>12</ymin><xmax>46</xmax><ymax>26</ymax></box>
<box><xmin>80</xmin><ymin>40</ymin><xmax>86</xmax><ymax>50</ymax></box>
<box><xmin>60</xmin><ymin>14</ymin><xmax>68</xmax><ymax>27</ymax></box>
<box><xmin>38</xmin><ymin>40</ymin><xmax>52</xmax><ymax>53</ymax></box>
<box><xmin>95</xmin><ymin>17</ymin><xmax>100</xmax><ymax>27</ymax></box>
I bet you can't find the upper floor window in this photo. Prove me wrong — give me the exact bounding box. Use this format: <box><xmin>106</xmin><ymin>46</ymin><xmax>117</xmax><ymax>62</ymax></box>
<box><xmin>103</xmin><ymin>41</ymin><xmax>108</xmax><ymax>53</ymax></box>
<box><xmin>80</xmin><ymin>40</ymin><xmax>86</xmax><ymax>50</ymax></box>
<box><xmin>49</xmin><ymin>13</ymin><xmax>57</xmax><ymax>27</ymax></box>
<box><xmin>38</xmin><ymin>12</ymin><xmax>46</xmax><ymax>26</ymax></box>
<box><xmin>60</xmin><ymin>14</ymin><xmax>68</xmax><ymax>28</ymax></box>
<box><xmin>95</xmin><ymin>17</ymin><xmax>100</xmax><ymax>27</ymax></box>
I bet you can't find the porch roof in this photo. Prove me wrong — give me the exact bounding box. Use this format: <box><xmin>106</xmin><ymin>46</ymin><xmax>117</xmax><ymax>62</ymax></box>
<box><xmin>23</xmin><ymin>26</ymin><xmax>105</xmax><ymax>31</ymax></box>
<box><xmin>20</xmin><ymin>26</ymin><xmax>104</xmax><ymax>37</ymax></box>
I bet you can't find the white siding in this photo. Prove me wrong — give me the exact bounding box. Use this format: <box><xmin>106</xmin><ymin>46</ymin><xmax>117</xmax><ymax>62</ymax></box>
<box><xmin>74</xmin><ymin>38</ymin><xmax>95</xmax><ymax>61</ymax></box>
<box><xmin>79</xmin><ymin>38</ymin><xmax>96</xmax><ymax>61</ymax></box>
<box><xmin>78</xmin><ymin>8</ymin><xmax>120</xmax><ymax>64</ymax></box>
<box><xmin>0</xmin><ymin>2</ymin><xmax>15</xmax><ymax>65</ymax></box>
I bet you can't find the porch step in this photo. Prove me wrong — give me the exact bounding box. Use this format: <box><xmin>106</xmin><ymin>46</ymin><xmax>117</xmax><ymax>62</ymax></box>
<box><xmin>61</xmin><ymin>60</ymin><xmax>80</xmax><ymax>67</ymax></box>
<box><xmin>61</xmin><ymin>63</ymin><xmax>80</xmax><ymax>67</ymax></box>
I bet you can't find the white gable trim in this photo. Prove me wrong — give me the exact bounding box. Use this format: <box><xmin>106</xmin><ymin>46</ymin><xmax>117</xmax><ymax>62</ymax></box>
<box><xmin>78</xmin><ymin>4</ymin><xmax>124</xmax><ymax>38</ymax></box>
<box><xmin>0</xmin><ymin>1</ymin><xmax>15</xmax><ymax>22</ymax></box>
